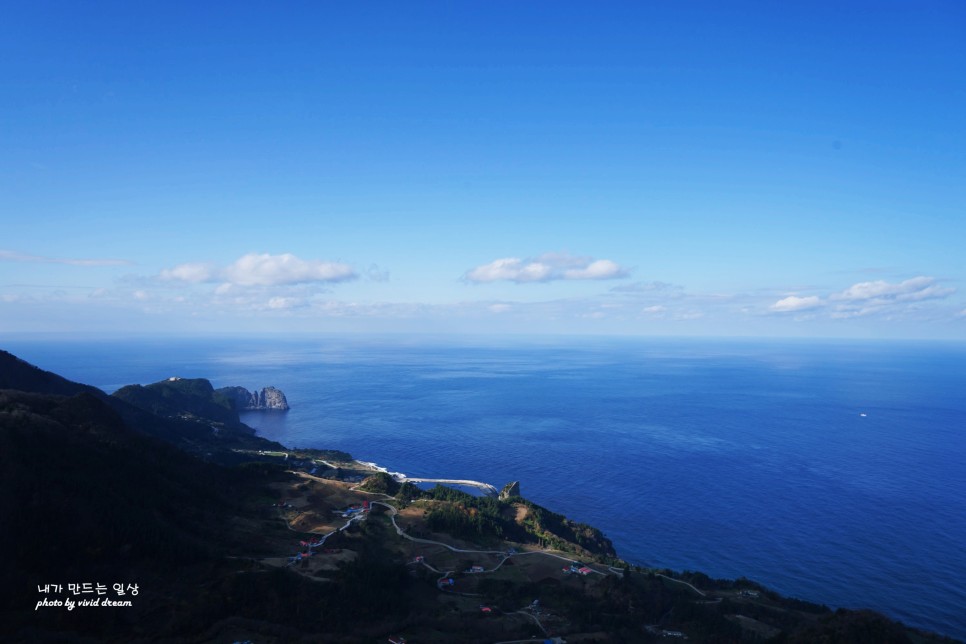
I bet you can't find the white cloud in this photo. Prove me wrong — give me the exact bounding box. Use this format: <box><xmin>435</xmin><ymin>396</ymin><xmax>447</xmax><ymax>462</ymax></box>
<box><xmin>832</xmin><ymin>276</ymin><xmax>954</xmax><ymax>303</ymax></box>
<box><xmin>563</xmin><ymin>259</ymin><xmax>624</xmax><ymax>280</ymax></box>
<box><xmin>159</xmin><ymin>253</ymin><xmax>356</xmax><ymax>287</ymax></box>
<box><xmin>223</xmin><ymin>253</ymin><xmax>355</xmax><ymax>286</ymax></box>
<box><xmin>0</xmin><ymin>249</ymin><xmax>133</xmax><ymax>267</ymax></box>
<box><xmin>465</xmin><ymin>258</ymin><xmax>551</xmax><ymax>283</ymax></box>
<box><xmin>770</xmin><ymin>295</ymin><xmax>823</xmax><ymax>313</ymax></box>
<box><xmin>464</xmin><ymin>253</ymin><xmax>628</xmax><ymax>283</ymax></box>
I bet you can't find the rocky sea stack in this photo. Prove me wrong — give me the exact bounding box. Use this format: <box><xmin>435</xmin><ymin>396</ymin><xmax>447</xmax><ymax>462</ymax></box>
<box><xmin>217</xmin><ymin>385</ymin><xmax>290</xmax><ymax>411</ymax></box>
<box><xmin>499</xmin><ymin>480</ymin><xmax>521</xmax><ymax>500</ymax></box>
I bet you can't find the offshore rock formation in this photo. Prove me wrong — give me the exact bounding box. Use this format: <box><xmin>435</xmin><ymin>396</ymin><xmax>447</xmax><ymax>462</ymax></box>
<box><xmin>217</xmin><ymin>385</ymin><xmax>290</xmax><ymax>411</ymax></box>
<box><xmin>500</xmin><ymin>481</ymin><xmax>521</xmax><ymax>500</ymax></box>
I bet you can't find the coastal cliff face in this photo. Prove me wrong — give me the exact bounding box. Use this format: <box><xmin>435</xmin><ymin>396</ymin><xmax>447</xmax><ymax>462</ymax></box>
<box><xmin>217</xmin><ymin>385</ymin><xmax>290</xmax><ymax>411</ymax></box>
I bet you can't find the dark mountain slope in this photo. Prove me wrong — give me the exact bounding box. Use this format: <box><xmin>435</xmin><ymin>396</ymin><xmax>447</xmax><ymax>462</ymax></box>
<box><xmin>113</xmin><ymin>377</ymin><xmax>246</xmax><ymax>430</ymax></box>
<box><xmin>0</xmin><ymin>349</ymin><xmax>284</xmax><ymax>461</ymax></box>
<box><xmin>0</xmin><ymin>391</ymin><xmax>404</xmax><ymax>641</ymax></box>
<box><xmin>0</xmin><ymin>390</ymin><xmax>235</xmax><ymax>566</ymax></box>
<box><xmin>0</xmin><ymin>349</ymin><xmax>103</xmax><ymax>398</ymax></box>
<box><xmin>0</xmin><ymin>388</ymin><xmax>271</xmax><ymax>641</ymax></box>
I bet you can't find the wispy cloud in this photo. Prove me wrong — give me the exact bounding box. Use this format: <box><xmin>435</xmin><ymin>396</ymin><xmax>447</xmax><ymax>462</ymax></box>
<box><xmin>829</xmin><ymin>276</ymin><xmax>955</xmax><ymax>318</ymax></box>
<box><xmin>265</xmin><ymin>296</ymin><xmax>308</xmax><ymax>310</ymax></box>
<box><xmin>159</xmin><ymin>262</ymin><xmax>215</xmax><ymax>283</ymax></box>
<box><xmin>363</xmin><ymin>264</ymin><xmax>390</xmax><ymax>282</ymax></box>
<box><xmin>831</xmin><ymin>276</ymin><xmax>953</xmax><ymax>303</ymax></box>
<box><xmin>0</xmin><ymin>250</ymin><xmax>133</xmax><ymax>267</ymax></box>
<box><xmin>766</xmin><ymin>276</ymin><xmax>957</xmax><ymax>319</ymax></box>
<box><xmin>160</xmin><ymin>252</ymin><xmax>356</xmax><ymax>287</ymax></box>
<box><xmin>464</xmin><ymin>252</ymin><xmax>628</xmax><ymax>284</ymax></box>
<box><xmin>611</xmin><ymin>281</ymin><xmax>680</xmax><ymax>294</ymax></box>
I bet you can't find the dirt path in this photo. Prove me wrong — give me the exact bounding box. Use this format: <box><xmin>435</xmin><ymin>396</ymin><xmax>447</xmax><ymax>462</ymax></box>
<box><xmin>656</xmin><ymin>573</ymin><xmax>707</xmax><ymax>597</ymax></box>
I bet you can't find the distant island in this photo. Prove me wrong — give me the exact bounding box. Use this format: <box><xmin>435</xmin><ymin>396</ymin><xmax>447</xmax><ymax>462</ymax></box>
<box><xmin>0</xmin><ymin>349</ymin><xmax>958</xmax><ymax>643</ymax></box>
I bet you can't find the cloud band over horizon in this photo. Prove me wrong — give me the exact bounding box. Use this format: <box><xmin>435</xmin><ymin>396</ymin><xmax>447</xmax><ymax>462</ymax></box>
<box><xmin>464</xmin><ymin>253</ymin><xmax>629</xmax><ymax>284</ymax></box>
<box><xmin>0</xmin><ymin>250</ymin><xmax>134</xmax><ymax>267</ymax></box>
<box><xmin>160</xmin><ymin>253</ymin><xmax>356</xmax><ymax>287</ymax></box>
<box><xmin>769</xmin><ymin>276</ymin><xmax>955</xmax><ymax>318</ymax></box>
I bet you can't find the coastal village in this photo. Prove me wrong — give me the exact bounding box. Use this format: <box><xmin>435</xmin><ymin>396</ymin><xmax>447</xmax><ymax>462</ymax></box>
<box><xmin>256</xmin><ymin>464</ymin><xmax>647</xmax><ymax>641</ymax></box>
<box><xmin>235</xmin><ymin>448</ymin><xmax>882</xmax><ymax>643</ymax></box>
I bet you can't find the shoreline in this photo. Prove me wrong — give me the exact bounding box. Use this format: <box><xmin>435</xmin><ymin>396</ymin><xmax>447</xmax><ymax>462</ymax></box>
<box><xmin>353</xmin><ymin>459</ymin><xmax>500</xmax><ymax>496</ymax></box>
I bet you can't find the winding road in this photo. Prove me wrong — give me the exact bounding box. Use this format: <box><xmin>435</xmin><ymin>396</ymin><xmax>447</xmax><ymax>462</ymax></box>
<box><xmin>370</xmin><ymin>501</ymin><xmax>610</xmax><ymax>578</ymax></box>
<box><xmin>273</xmin><ymin>488</ymin><xmax>713</xmax><ymax>642</ymax></box>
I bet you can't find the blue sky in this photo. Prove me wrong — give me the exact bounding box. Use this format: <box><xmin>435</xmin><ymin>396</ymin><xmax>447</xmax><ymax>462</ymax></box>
<box><xmin>2</xmin><ymin>2</ymin><xmax>965</xmax><ymax>338</ymax></box>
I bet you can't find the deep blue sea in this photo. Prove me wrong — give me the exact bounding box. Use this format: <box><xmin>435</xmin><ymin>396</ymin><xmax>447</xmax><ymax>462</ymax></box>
<box><xmin>5</xmin><ymin>335</ymin><xmax>965</xmax><ymax>640</ymax></box>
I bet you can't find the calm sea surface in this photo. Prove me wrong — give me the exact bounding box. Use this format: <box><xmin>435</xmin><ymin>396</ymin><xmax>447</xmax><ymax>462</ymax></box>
<box><xmin>5</xmin><ymin>335</ymin><xmax>965</xmax><ymax>639</ymax></box>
